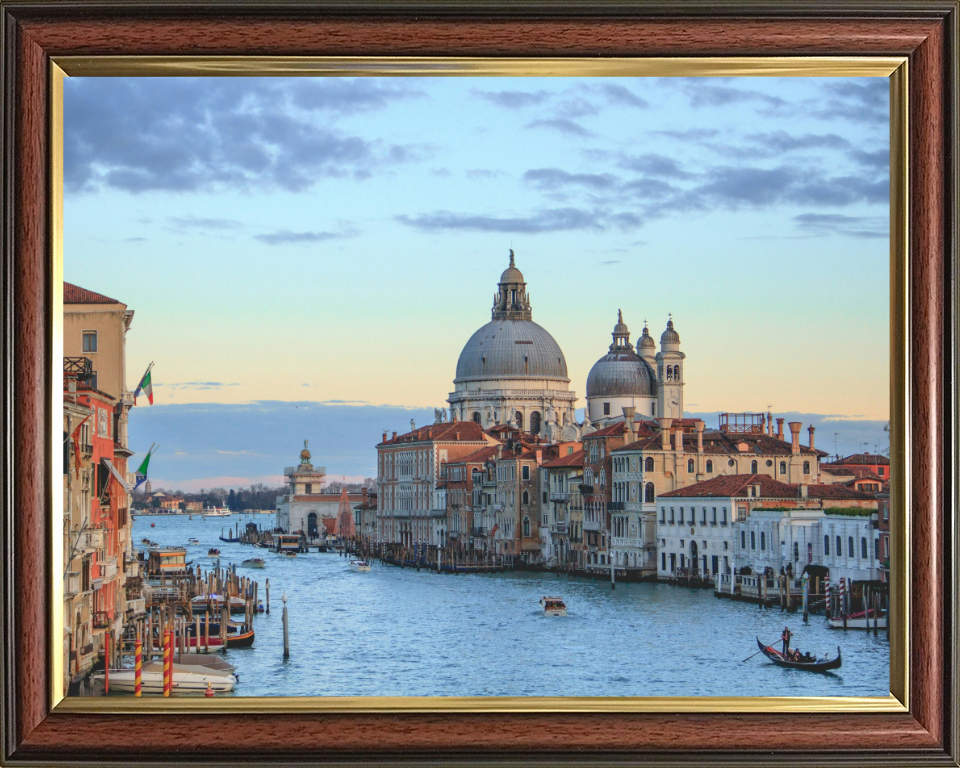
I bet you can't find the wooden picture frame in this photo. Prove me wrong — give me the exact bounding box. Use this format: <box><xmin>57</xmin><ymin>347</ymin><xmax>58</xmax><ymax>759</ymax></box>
<box><xmin>2</xmin><ymin>2</ymin><xmax>957</xmax><ymax>764</ymax></box>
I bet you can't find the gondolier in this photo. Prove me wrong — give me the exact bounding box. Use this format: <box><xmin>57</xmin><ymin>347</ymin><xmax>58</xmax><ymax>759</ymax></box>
<box><xmin>781</xmin><ymin>626</ymin><xmax>793</xmax><ymax>656</ymax></box>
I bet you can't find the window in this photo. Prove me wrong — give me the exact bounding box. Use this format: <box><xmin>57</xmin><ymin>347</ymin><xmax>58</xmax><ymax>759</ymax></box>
<box><xmin>645</xmin><ymin>457</ymin><xmax>654</xmax><ymax>472</ymax></box>
<box><xmin>522</xmin><ymin>491</ymin><xmax>529</xmax><ymax>505</ymax></box>
<box><xmin>793</xmin><ymin>542</ymin><xmax>799</xmax><ymax>561</ymax></box>
<box><xmin>751</xmin><ymin>460</ymin><xmax>758</xmax><ymax>473</ymax></box>
<box><xmin>472</xmin><ymin>412</ymin><xmax>481</xmax><ymax>423</ymax></box>
<box><xmin>522</xmin><ymin>465</ymin><xmax>530</xmax><ymax>480</ymax></box>
<box><xmin>721</xmin><ymin>507</ymin><xmax>727</xmax><ymax>525</ymax></box>
<box><xmin>662</xmin><ymin>552</ymin><xmax>666</xmax><ymax>571</ymax></box>
<box><xmin>542</xmin><ymin>491</ymin><xmax>547</xmax><ymax>503</ymax></box>
<box><xmin>82</xmin><ymin>330</ymin><xmax>97</xmax><ymax>352</ymax></box>
<box><xmin>751</xmin><ymin>531</ymin><xmax>756</xmax><ymax>549</ymax></box>
<box><xmin>90</xmin><ymin>370</ymin><xmax>98</xmax><ymax>390</ymax></box>
<box><xmin>523</xmin><ymin>517</ymin><xmax>530</xmax><ymax>537</ymax></box>
<box><xmin>711</xmin><ymin>507</ymin><xmax>717</xmax><ymax>525</ymax></box>
<box><xmin>603</xmin><ymin>402</ymin><xmax>610</xmax><ymax>415</ymax></box>
<box><xmin>678</xmin><ymin>507</ymin><xmax>684</xmax><ymax>525</ymax></box>
<box><xmin>645</xmin><ymin>483</ymin><xmax>655</xmax><ymax>503</ymax></box>
<box><xmin>875</xmin><ymin>538</ymin><xmax>880</xmax><ymax>558</ymax></box>
<box><xmin>305</xmin><ymin>483</ymin><xmax>312</xmax><ymax>494</ymax></box>
<box><xmin>760</xmin><ymin>532</ymin><xmax>766</xmax><ymax>550</ymax></box>
<box><xmin>837</xmin><ymin>536</ymin><xmax>842</xmax><ymax>556</ymax></box>
<box><xmin>779</xmin><ymin>461</ymin><xmax>787</xmax><ymax>474</ymax></box>
<box><xmin>741</xmin><ymin>531</ymin><xmax>746</xmax><ymax>549</ymax></box>
<box><xmin>848</xmin><ymin>536</ymin><xmax>854</xmax><ymax>557</ymax></box>
<box><xmin>824</xmin><ymin>535</ymin><xmax>830</xmax><ymax>555</ymax></box>
<box><xmin>669</xmin><ymin>507</ymin><xmax>675</xmax><ymax>524</ymax></box>
<box><xmin>701</xmin><ymin>507</ymin><xmax>707</xmax><ymax>525</ymax></box>
<box><xmin>98</xmin><ymin>408</ymin><xmax>109</xmax><ymax>438</ymax></box>
<box><xmin>706</xmin><ymin>460</ymin><xmax>713</xmax><ymax>473</ymax></box>
<box><xmin>803</xmin><ymin>461</ymin><xmax>811</xmax><ymax>474</ymax></box>
<box><xmin>861</xmin><ymin>537</ymin><xmax>868</xmax><ymax>559</ymax></box>
<box><xmin>687</xmin><ymin>459</ymin><xmax>695</xmax><ymax>473</ymax></box>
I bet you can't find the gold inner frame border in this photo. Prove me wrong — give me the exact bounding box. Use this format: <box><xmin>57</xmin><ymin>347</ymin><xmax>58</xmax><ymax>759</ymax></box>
<box><xmin>49</xmin><ymin>55</ymin><xmax>909</xmax><ymax>715</ymax></box>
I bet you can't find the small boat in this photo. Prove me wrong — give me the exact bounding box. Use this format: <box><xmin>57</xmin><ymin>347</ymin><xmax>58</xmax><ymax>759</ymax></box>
<box><xmin>94</xmin><ymin>663</ymin><xmax>237</xmax><ymax>694</ymax></box>
<box><xmin>190</xmin><ymin>594</ymin><xmax>247</xmax><ymax>614</ymax></box>
<box><xmin>828</xmin><ymin>609</ymin><xmax>887</xmax><ymax>630</ymax></box>
<box><xmin>207</xmin><ymin>548</ymin><xmax>220</xmax><ymax>556</ymax></box>
<box><xmin>141</xmin><ymin>538</ymin><xmax>151</xmax><ymax>545</ymax></box>
<box><xmin>188</xmin><ymin>538</ymin><xmax>200</xmax><ymax>544</ymax></box>
<box><xmin>219</xmin><ymin>535</ymin><xmax>241</xmax><ymax>543</ymax></box>
<box><xmin>349</xmin><ymin>560</ymin><xmax>371</xmax><ymax>572</ymax></box>
<box><xmin>257</xmin><ymin>601</ymin><xmax>265</xmax><ymax>613</ymax></box>
<box><xmin>540</xmin><ymin>596</ymin><xmax>567</xmax><ymax>617</ymax></box>
<box><xmin>756</xmin><ymin>638</ymin><xmax>842</xmax><ymax>672</ymax></box>
<box><xmin>281</xmin><ymin>551</ymin><xmax>297</xmax><ymax>558</ymax></box>
<box><xmin>187</xmin><ymin>622</ymin><xmax>256</xmax><ymax>648</ymax></box>
<box><xmin>241</xmin><ymin>558</ymin><xmax>266</xmax><ymax>569</ymax></box>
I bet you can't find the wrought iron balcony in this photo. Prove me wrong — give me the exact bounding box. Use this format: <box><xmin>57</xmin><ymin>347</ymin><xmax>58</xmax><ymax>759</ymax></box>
<box><xmin>470</xmin><ymin>526</ymin><xmax>486</xmax><ymax>536</ymax></box>
<box><xmin>63</xmin><ymin>357</ymin><xmax>93</xmax><ymax>381</ymax></box>
<box><xmin>550</xmin><ymin>492</ymin><xmax>570</xmax><ymax>502</ymax></box>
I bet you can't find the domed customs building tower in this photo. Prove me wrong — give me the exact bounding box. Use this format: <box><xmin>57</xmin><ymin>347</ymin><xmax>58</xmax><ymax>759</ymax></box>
<box><xmin>586</xmin><ymin>312</ymin><xmax>658</xmax><ymax>423</ymax></box>
<box><xmin>448</xmin><ymin>251</ymin><xmax>577</xmax><ymax>436</ymax></box>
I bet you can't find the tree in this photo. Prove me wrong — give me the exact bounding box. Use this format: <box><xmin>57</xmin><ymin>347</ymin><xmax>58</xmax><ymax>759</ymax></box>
<box><xmin>228</xmin><ymin>489</ymin><xmax>236</xmax><ymax>511</ymax></box>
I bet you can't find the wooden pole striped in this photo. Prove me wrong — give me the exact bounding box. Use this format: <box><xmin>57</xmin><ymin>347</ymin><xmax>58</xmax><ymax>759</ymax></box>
<box><xmin>134</xmin><ymin>639</ymin><xmax>142</xmax><ymax>697</ymax></box>
<box><xmin>162</xmin><ymin>628</ymin><xmax>172</xmax><ymax>697</ymax></box>
<box><xmin>823</xmin><ymin>577</ymin><xmax>830</xmax><ymax>618</ymax></box>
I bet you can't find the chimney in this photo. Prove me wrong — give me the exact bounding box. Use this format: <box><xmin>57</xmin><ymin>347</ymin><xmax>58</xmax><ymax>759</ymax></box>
<box><xmin>392</xmin><ymin>431</ymin><xmax>397</xmax><ymax>440</ymax></box>
<box><xmin>622</xmin><ymin>406</ymin><xmax>636</xmax><ymax>445</ymax></box>
<box><xmin>695</xmin><ymin>420</ymin><xmax>704</xmax><ymax>454</ymax></box>
<box><xmin>382</xmin><ymin>430</ymin><xmax>388</xmax><ymax>443</ymax></box>
<box><xmin>535</xmin><ymin>448</ymin><xmax>543</xmax><ymax>465</ymax></box>
<box><xmin>808</xmin><ymin>425</ymin><xmax>816</xmax><ymax>452</ymax></box>
<box><xmin>776</xmin><ymin>418</ymin><xmax>785</xmax><ymax>441</ymax></box>
<box><xmin>759</xmin><ymin>414</ymin><xmax>765</xmax><ymax>435</ymax></box>
<box><xmin>452</xmin><ymin>410</ymin><xmax>459</xmax><ymax>422</ymax></box>
<box><xmin>659</xmin><ymin>418</ymin><xmax>673</xmax><ymax>450</ymax></box>
<box><xmin>673</xmin><ymin>426</ymin><xmax>682</xmax><ymax>453</ymax></box>
<box><xmin>788</xmin><ymin>422</ymin><xmax>802</xmax><ymax>455</ymax></box>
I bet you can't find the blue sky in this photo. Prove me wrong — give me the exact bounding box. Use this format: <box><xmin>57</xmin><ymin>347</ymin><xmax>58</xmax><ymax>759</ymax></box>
<box><xmin>63</xmin><ymin>76</ymin><xmax>890</xmax><ymax>489</ymax></box>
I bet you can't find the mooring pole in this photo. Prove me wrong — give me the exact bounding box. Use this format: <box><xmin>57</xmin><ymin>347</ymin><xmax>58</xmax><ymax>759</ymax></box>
<box><xmin>282</xmin><ymin>592</ymin><xmax>290</xmax><ymax>659</ymax></box>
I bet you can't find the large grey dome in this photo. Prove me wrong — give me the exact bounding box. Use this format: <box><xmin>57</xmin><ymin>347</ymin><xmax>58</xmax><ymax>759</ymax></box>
<box><xmin>587</xmin><ymin>351</ymin><xmax>657</xmax><ymax>397</ymax></box>
<box><xmin>455</xmin><ymin>320</ymin><xmax>569</xmax><ymax>382</ymax></box>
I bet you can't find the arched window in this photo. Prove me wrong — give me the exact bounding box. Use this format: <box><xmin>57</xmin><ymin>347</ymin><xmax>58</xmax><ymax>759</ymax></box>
<box><xmin>645</xmin><ymin>457</ymin><xmax>654</xmax><ymax>472</ymax></box>
<box><xmin>687</xmin><ymin>459</ymin><xmax>695</xmax><ymax>472</ymax></box>
<box><xmin>530</xmin><ymin>411</ymin><xmax>541</xmax><ymax>435</ymax></box>
<box><xmin>779</xmin><ymin>461</ymin><xmax>787</xmax><ymax>474</ymax></box>
<box><xmin>522</xmin><ymin>490</ymin><xmax>529</xmax><ymax>506</ymax></box>
<box><xmin>861</xmin><ymin>537</ymin><xmax>867</xmax><ymax>558</ymax></box>
<box><xmin>760</xmin><ymin>532</ymin><xmax>766</xmax><ymax>550</ymax></box>
<box><xmin>472</xmin><ymin>412</ymin><xmax>481</xmax><ymax>423</ymax></box>
<box><xmin>824</xmin><ymin>535</ymin><xmax>830</xmax><ymax>555</ymax></box>
<box><xmin>751</xmin><ymin>460</ymin><xmax>758</xmax><ymax>473</ymax></box>
<box><xmin>599</xmin><ymin>470</ymin><xmax>605</xmax><ymax>487</ymax></box>
<box><xmin>803</xmin><ymin>461</ymin><xmax>811</xmax><ymax>474</ymax></box>
<box><xmin>750</xmin><ymin>531</ymin><xmax>756</xmax><ymax>550</ymax></box>
<box><xmin>848</xmin><ymin>536</ymin><xmax>854</xmax><ymax>557</ymax></box>
<box><xmin>645</xmin><ymin>483</ymin><xmax>655</xmax><ymax>502</ymax></box>
<box><xmin>673</xmin><ymin>365</ymin><xmax>680</xmax><ymax>380</ymax></box>
<box><xmin>523</xmin><ymin>517</ymin><xmax>530</xmax><ymax>537</ymax></box>
<box><xmin>514</xmin><ymin>411</ymin><xmax>523</xmax><ymax>430</ymax></box>
<box><xmin>666</xmin><ymin>367</ymin><xmax>673</xmax><ymax>381</ymax></box>
<box><xmin>706</xmin><ymin>460</ymin><xmax>713</xmax><ymax>473</ymax></box>
<box><xmin>741</xmin><ymin>531</ymin><xmax>746</xmax><ymax>549</ymax></box>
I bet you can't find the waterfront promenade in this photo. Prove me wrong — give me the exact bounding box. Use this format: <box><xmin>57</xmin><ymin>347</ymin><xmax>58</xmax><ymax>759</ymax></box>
<box><xmin>133</xmin><ymin>514</ymin><xmax>890</xmax><ymax>698</ymax></box>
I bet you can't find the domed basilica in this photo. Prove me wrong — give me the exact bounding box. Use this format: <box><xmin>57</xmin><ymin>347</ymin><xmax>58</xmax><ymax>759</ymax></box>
<box><xmin>447</xmin><ymin>252</ymin><xmax>685</xmax><ymax>437</ymax></box>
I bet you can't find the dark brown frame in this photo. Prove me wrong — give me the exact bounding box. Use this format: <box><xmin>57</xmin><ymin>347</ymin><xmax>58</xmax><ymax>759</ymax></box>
<box><xmin>2</xmin><ymin>2</ymin><xmax>957</xmax><ymax>765</ymax></box>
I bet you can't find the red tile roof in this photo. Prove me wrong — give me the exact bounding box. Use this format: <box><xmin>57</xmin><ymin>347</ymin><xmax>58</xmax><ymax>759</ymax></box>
<box><xmin>824</xmin><ymin>453</ymin><xmax>890</xmax><ymax>466</ymax></box>
<box><xmin>542</xmin><ymin>449</ymin><xmax>585</xmax><ymax>469</ymax></box>
<box><xmin>379</xmin><ymin>420</ymin><xmax>490</xmax><ymax>446</ymax></box>
<box><xmin>447</xmin><ymin>446</ymin><xmax>500</xmax><ymax>466</ymax></box>
<box><xmin>583</xmin><ymin>422</ymin><xmax>627</xmax><ymax>438</ymax></box>
<box><xmin>64</xmin><ymin>282</ymin><xmax>121</xmax><ymax>304</ymax></box>
<box><xmin>659</xmin><ymin>474</ymin><xmax>877</xmax><ymax>501</ymax></box>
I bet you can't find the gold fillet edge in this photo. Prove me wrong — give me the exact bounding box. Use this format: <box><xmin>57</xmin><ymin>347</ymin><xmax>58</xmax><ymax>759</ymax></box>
<box><xmin>887</xmin><ymin>60</ymin><xmax>909</xmax><ymax>711</ymax></box>
<box><xmin>50</xmin><ymin>60</ymin><xmax>66</xmax><ymax>711</ymax></box>
<box><xmin>46</xmin><ymin>56</ymin><xmax>909</xmax><ymax>713</ymax></box>
<box><xmin>53</xmin><ymin>693</ymin><xmax>906</xmax><ymax>715</ymax></box>
<box><xmin>51</xmin><ymin>55</ymin><xmax>906</xmax><ymax>78</ymax></box>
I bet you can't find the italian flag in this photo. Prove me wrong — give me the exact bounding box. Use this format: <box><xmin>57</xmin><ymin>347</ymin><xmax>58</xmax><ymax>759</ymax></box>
<box><xmin>134</xmin><ymin>362</ymin><xmax>154</xmax><ymax>405</ymax></box>
<box><xmin>134</xmin><ymin>443</ymin><xmax>157</xmax><ymax>489</ymax></box>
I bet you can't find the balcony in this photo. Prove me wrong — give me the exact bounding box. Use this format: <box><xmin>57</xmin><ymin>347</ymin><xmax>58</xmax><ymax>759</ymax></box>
<box><xmin>126</xmin><ymin>597</ymin><xmax>146</xmax><ymax>615</ymax></box>
<box><xmin>283</xmin><ymin>465</ymin><xmax>326</xmax><ymax>476</ymax></box>
<box><xmin>76</xmin><ymin>528</ymin><xmax>105</xmax><ymax>552</ymax></box>
<box><xmin>609</xmin><ymin>502</ymin><xmax>625</xmax><ymax>511</ymax></box>
<box><xmin>493</xmin><ymin>504</ymin><xmax>504</xmax><ymax>512</ymax></box>
<box><xmin>550</xmin><ymin>492</ymin><xmax>571</xmax><ymax>502</ymax></box>
<box><xmin>79</xmin><ymin>443</ymin><xmax>93</xmax><ymax>456</ymax></box>
<box><xmin>553</xmin><ymin>523</ymin><xmax>568</xmax><ymax>534</ymax></box>
<box><xmin>65</xmin><ymin>571</ymin><xmax>81</xmax><ymax>596</ymax></box>
<box><xmin>583</xmin><ymin>520</ymin><xmax>601</xmax><ymax>531</ymax></box>
<box><xmin>100</xmin><ymin>561</ymin><xmax>119</xmax><ymax>580</ymax></box>
<box><xmin>470</xmin><ymin>527</ymin><xmax>486</xmax><ymax>536</ymax></box>
<box><xmin>92</xmin><ymin>611</ymin><xmax>111</xmax><ymax>629</ymax></box>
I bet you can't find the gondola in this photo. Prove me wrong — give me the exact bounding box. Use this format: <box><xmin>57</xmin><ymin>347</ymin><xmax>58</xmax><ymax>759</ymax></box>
<box><xmin>219</xmin><ymin>535</ymin><xmax>241</xmax><ymax>543</ymax></box>
<box><xmin>756</xmin><ymin>638</ymin><xmax>842</xmax><ymax>672</ymax></box>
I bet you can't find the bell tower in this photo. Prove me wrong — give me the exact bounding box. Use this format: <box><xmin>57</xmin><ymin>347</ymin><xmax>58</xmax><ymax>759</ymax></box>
<box><xmin>656</xmin><ymin>316</ymin><xmax>685</xmax><ymax>420</ymax></box>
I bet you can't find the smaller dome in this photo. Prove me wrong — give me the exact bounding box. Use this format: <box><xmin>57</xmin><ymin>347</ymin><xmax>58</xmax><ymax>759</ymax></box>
<box><xmin>500</xmin><ymin>249</ymin><xmax>524</xmax><ymax>284</ymax></box>
<box><xmin>638</xmin><ymin>324</ymin><xmax>656</xmax><ymax>350</ymax></box>
<box><xmin>661</xmin><ymin>318</ymin><xmax>680</xmax><ymax>345</ymax></box>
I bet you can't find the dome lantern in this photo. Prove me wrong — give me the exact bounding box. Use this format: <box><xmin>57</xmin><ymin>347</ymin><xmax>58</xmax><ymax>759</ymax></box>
<box><xmin>660</xmin><ymin>315</ymin><xmax>681</xmax><ymax>351</ymax></box>
<box><xmin>492</xmin><ymin>249</ymin><xmax>532</xmax><ymax>321</ymax></box>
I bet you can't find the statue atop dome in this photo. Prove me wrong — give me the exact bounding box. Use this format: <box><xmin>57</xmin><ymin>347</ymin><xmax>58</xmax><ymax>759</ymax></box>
<box><xmin>299</xmin><ymin>439</ymin><xmax>311</xmax><ymax>465</ymax></box>
<box><xmin>492</xmin><ymin>250</ymin><xmax>532</xmax><ymax>321</ymax></box>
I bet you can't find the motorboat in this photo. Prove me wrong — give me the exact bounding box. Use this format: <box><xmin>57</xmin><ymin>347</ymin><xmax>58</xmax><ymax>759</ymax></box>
<box><xmin>94</xmin><ymin>662</ymin><xmax>237</xmax><ymax>694</ymax></box>
<box><xmin>281</xmin><ymin>551</ymin><xmax>297</xmax><ymax>558</ymax></box>
<box><xmin>207</xmin><ymin>548</ymin><xmax>220</xmax><ymax>556</ymax></box>
<box><xmin>188</xmin><ymin>538</ymin><xmax>200</xmax><ymax>544</ymax></box>
<box><xmin>186</xmin><ymin>621</ymin><xmax>255</xmax><ymax>648</ymax></box>
<box><xmin>540</xmin><ymin>596</ymin><xmax>567</xmax><ymax>617</ymax></box>
<box><xmin>828</xmin><ymin>609</ymin><xmax>887</xmax><ymax>630</ymax></box>
<box><xmin>756</xmin><ymin>638</ymin><xmax>842</xmax><ymax>672</ymax></box>
<box><xmin>349</xmin><ymin>560</ymin><xmax>371</xmax><ymax>572</ymax></box>
<box><xmin>241</xmin><ymin>558</ymin><xmax>266</xmax><ymax>568</ymax></box>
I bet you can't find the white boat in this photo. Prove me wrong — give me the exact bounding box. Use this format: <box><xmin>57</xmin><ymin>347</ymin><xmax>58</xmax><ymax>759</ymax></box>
<box><xmin>188</xmin><ymin>538</ymin><xmax>200</xmax><ymax>544</ymax></box>
<box><xmin>349</xmin><ymin>560</ymin><xmax>371</xmax><ymax>572</ymax></box>
<box><xmin>281</xmin><ymin>551</ymin><xmax>297</xmax><ymax>558</ymax></box>
<box><xmin>93</xmin><ymin>662</ymin><xmax>237</xmax><ymax>694</ymax></box>
<box><xmin>203</xmin><ymin>508</ymin><xmax>231</xmax><ymax>518</ymax></box>
<box><xmin>241</xmin><ymin>558</ymin><xmax>266</xmax><ymax>568</ymax></box>
<box><xmin>828</xmin><ymin>610</ymin><xmax>887</xmax><ymax>630</ymax></box>
<box><xmin>540</xmin><ymin>596</ymin><xmax>567</xmax><ymax>617</ymax></box>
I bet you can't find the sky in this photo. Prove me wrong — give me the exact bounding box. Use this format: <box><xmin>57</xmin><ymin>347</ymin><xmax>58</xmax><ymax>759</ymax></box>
<box><xmin>63</xmin><ymin>75</ymin><xmax>891</xmax><ymax>489</ymax></box>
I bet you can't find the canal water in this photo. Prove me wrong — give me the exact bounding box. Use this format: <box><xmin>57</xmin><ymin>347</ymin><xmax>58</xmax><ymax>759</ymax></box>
<box><xmin>134</xmin><ymin>514</ymin><xmax>890</xmax><ymax>698</ymax></box>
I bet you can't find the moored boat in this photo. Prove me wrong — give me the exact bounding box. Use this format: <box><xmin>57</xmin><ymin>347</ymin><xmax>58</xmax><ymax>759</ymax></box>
<box><xmin>281</xmin><ymin>551</ymin><xmax>297</xmax><ymax>558</ymax></box>
<box><xmin>349</xmin><ymin>560</ymin><xmax>371</xmax><ymax>572</ymax></box>
<box><xmin>94</xmin><ymin>663</ymin><xmax>237</xmax><ymax>694</ymax></box>
<box><xmin>540</xmin><ymin>596</ymin><xmax>567</xmax><ymax>617</ymax></box>
<box><xmin>756</xmin><ymin>638</ymin><xmax>842</xmax><ymax>672</ymax></box>
<box><xmin>241</xmin><ymin>558</ymin><xmax>266</xmax><ymax>568</ymax></box>
<box><xmin>827</xmin><ymin>609</ymin><xmax>887</xmax><ymax>630</ymax></box>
